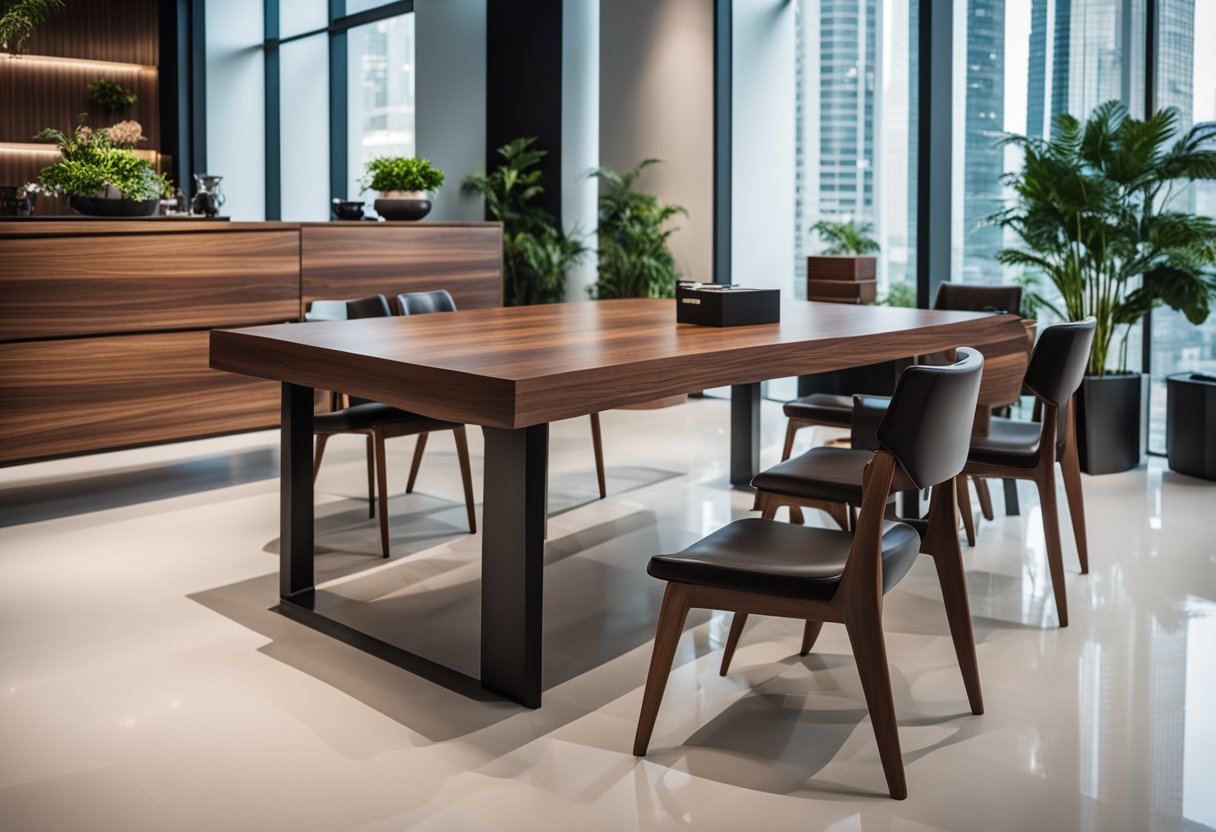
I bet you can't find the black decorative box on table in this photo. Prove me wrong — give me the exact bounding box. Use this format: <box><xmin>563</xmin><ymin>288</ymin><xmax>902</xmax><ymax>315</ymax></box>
<box><xmin>676</xmin><ymin>282</ymin><xmax>780</xmax><ymax>327</ymax></box>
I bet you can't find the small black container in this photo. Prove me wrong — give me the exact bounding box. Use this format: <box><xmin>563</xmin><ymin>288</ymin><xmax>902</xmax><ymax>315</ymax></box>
<box><xmin>1075</xmin><ymin>373</ymin><xmax>1144</xmax><ymax>475</ymax></box>
<box><xmin>1166</xmin><ymin>371</ymin><xmax>1216</xmax><ymax>481</ymax></box>
<box><xmin>675</xmin><ymin>283</ymin><xmax>780</xmax><ymax>327</ymax></box>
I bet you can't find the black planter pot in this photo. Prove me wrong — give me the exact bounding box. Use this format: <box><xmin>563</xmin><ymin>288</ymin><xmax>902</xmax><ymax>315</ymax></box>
<box><xmin>1166</xmin><ymin>372</ymin><xmax>1216</xmax><ymax>481</ymax></box>
<box><xmin>1075</xmin><ymin>373</ymin><xmax>1143</xmax><ymax>475</ymax></box>
<box><xmin>69</xmin><ymin>195</ymin><xmax>159</xmax><ymax>217</ymax></box>
<box><xmin>374</xmin><ymin>197</ymin><xmax>431</xmax><ymax>221</ymax></box>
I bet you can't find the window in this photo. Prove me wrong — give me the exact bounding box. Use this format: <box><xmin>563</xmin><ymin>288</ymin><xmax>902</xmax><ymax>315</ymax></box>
<box><xmin>346</xmin><ymin>13</ymin><xmax>416</xmax><ymax>209</ymax></box>
<box><xmin>1148</xmin><ymin>0</ymin><xmax>1214</xmax><ymax>453</ymax></box>
<box><xmin>794</xmin><ymin>0</ymin><xmax>917</xmax><ymax>302</ymax></box>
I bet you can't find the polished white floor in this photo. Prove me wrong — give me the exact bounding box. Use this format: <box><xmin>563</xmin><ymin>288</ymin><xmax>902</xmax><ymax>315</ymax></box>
<box><xmin>1</xmin><ymin>397</ymin><xmax>1213</xmax><ymax>832</ymax></box>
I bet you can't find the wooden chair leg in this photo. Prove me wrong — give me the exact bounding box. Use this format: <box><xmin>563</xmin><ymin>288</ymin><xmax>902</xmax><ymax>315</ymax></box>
<box><xmin>781</xmin><ymin>420</ymin><xmax>799</xmax><ymax>462</ymax></box>
<box><xmin>453</xmin><ymin>426</ymin><xmax>477</xmax><ymax>534</ymax></box>
<box><xmin>374</xmin><ymin>431</ymin><xmax>391</xmax><ymax>559</ymax></box>
<box><xmin>788</xmin><ymin>506</ymin><xmax>806</xmax><ymax>525</ymax></box>
<box><xmin>719</xmin><ymin>612</ymin><xmax>748</xmax><ymax>675</ymax></box>
<box><xmin>843</xmin><ymin>608</ymin><xmax>907</xmax><ymax>800</ymax></box>
<box><xmin>926</xmin><ymin>485</ymin><xmax>983</xmax><ymax>714</ymax></box>
<box><xmin>405</xmin><ymin>432</ymin><xmax>428</xmax><ymax>494</ymax></box>
<box><xmin>590</xmin><ymin>412</ymin><xmax>607</xmax><ymax>500</ymax></box>
<box><xmin>956</xmin><ymin>476</ymin><xmax>976</xmax><ymax>547</ymax></box>
<box><xmin>1034</xmin><ymin>470</ymin><xmax>1069</xmax><ymax>627</ymax></box>
<box><xmin>974</xmin><ymin>477</ymin><xmax>994</xmax><ymax>521</ymax></box>
<box><xmin>800</xmin><ymin>620</ymin><xmax>823</xmax><ymax>656</ymax></box>
<box><xmin>634</xmin><ymin>583</ymin><xmax>692</xmax><ymax>756</ymax></box>
<box><xmin>312</xmin><ymin>434</ymin><xmax>329</xmax><ymax>484</ymax></box>
<box><xmin>366</xmin><ymin>435</ymin><xmax>376</xmax><ymax>518</ymax></box>
<box><xmin>1060</xmin><ymin>449</ymin><xmax>1089</xmax><ymax>575</ymax></box>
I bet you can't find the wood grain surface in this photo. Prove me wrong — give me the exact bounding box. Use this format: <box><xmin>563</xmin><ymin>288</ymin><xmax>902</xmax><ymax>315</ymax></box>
<box><xmin>0</xmin><ymin>331</ymin><xmax>281</xmax><ymax>465</ymax></box>
<box><xmin>301</xmin><ymin>224</ymin><xmax>503</xmax><ymax>313</ymax></box>
<box><xmin>0</xmin><ymin>230</ymin><xmax>301</xmax><ymax>341</ymax></box>
<box><xmin>211</xmin><ymin>299</ymin><xmax>1030</xmax><ymax>429</ymax></box>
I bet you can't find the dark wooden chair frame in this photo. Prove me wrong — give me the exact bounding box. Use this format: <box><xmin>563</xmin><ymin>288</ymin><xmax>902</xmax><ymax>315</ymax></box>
<box><xmin>633</xmin><ymin>451</ymin><xmax>983</xmax><ymax>800</ymax></box>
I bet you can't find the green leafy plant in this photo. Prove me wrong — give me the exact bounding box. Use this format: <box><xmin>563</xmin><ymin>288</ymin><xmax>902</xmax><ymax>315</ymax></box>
<box><xmin>879</xmin><ymin>281</ymin><xmax>917</xmax><ymax>308</ymax></box>
<box><xmin>993</xmin><ymin>101</ymin><xmax>1216</xmax><ymax>375</ymax></box>
<box><xmin>88</xmin><ymin>78</ymin><xmax>138</xmax><ymax>113</ymax></box>
<box><xmin>0</xmin><ymin>0</ymin><xmax>64</xmax><ymax>53</ymax></box>
<box><xmin>810</xmin><ymin>219</ymin><xmax>881</xmax><ymax>255</ymax></box>
<box><xmin>462</xmin><ymin>137</ymin><xmax>587</xmax><ymax>306</ymax></box>
<box><xmin>361</xmin><ymin>156</ymin><xmax>445</xmax><ymax>194</ymax></box>
<box><xmin>587</xmin><ymin>159</ymin><xmax>686</xmax><ymax>299</ymax></box>
<box><xmin>36</xmin><ymin>117</ymin><xmax>168</xmax><ymax>202</ymax></box>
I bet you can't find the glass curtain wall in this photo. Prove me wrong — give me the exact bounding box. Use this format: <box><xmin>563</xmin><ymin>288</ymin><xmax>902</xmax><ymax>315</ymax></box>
<box><xmin>1148</xmin><ymin>0</ymin><xmax>1213</xmax><ymax>453</ymax></box>
<box><xmin>346</xmin><ymin>13</ymin><xmax>416</xmax><ymax>212</ymax></box>
<box><xmin>793</xmin><ymin>0</ymin><xmax>917</xmax><ymax>304</ymax></box>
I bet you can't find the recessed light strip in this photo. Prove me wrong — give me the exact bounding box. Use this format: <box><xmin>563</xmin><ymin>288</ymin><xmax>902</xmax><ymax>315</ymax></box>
<box><xmin>0</xmin><ymin>52</ymin><xmax>157</xmax><ymax>72</ymax></box>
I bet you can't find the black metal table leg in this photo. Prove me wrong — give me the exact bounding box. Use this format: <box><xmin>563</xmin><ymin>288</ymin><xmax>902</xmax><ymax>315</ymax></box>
<box><xmin>281</xmin><ymin>383</ymin><xmax>315</xmax><ymax>599</ymax></box>
<box><xmin>1003</xmin><ymin>478</ymin><xmax>1020</xmax><ymax>516</ymax></box>
<box><xmin>730</xmin><ymin>383</ymin><xmax>761</xmax><ymax>486</ymax></box>
<box><xmin>480</xmin><ymin>424</ymin><xmax>549</xmax><ymax>708</ymax></box>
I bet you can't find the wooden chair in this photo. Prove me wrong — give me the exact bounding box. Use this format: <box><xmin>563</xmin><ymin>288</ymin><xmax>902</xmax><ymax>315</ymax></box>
<box><xmin>959</xmin><ymin>318</ymin><xmax>1095</xmax><ymax>626</ymax></box>
<box><xmin>309</xmin><ymin>294</ymin><xmax>477</xmax><ymax>558</ymax></box>
<box><xmin>396</xmin><ymin>290</ymin><xmax>608</xmax><ymax>500</ymax></box>
<box><xmin>633</xmin><ymin>349</ymin><xmax>986</xmax><ymax>800</ymax></box>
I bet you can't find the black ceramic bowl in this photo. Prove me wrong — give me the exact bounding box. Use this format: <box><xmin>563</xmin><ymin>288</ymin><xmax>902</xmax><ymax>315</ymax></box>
<box><xmin>332</xmin><ymin>200</ymin><xmax>365</xmax><ymax>221</ymax></box>
<box><xmin>70</xmin><ymin>195</ymin><xmax>160</xmax><ymax>217</ymax></box>
<box><xmin>374</xmin><ymin>197</ymin><xmax>432</xmax><ymax>221</ymax></box>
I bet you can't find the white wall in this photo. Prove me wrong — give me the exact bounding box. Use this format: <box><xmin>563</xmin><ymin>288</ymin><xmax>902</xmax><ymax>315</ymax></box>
<box><xmin>599</xmin><ymin>0</ymin><xmax>714</xmax><ymax>283</ymax></box>
<box><xmin>731</xmin><ymin>0</ymin><xmax>796</xmax><ymax>294</ymax></box>
<box><xmin>562</xmin><ymin>0</ymin><xmax>600</xmax><ymax>300</ymax></box>
<box><xmin>416</xmin><ymin>0</ymin><xmax>486</xmax><ymax>221</ymax></box>
<box><xmin>204</xmin><ymin>0</ymin><xmax>265</xmax><ymax>220</ymax></box>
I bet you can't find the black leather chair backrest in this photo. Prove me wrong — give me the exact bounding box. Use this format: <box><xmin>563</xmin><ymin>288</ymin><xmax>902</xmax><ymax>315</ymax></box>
<box><xmin>345</xmin><ymin>294</ymin><xmax>393</xmax><ymax>319</ymax></box>
<box><xmin>398</xmin><ymin>289</ymin><xmax>457</xmax><ymax>316</ymax></box>
<box><xmin>875</xmin><ymin>348</ymin><xmax>984</xmax><ymax>489</ymax></box>
<box><xmin>1023</xmin><ymin>318</ymin><xmax>1096</xmax><ymax>406</ymax></box>
<box><xmin>932</xmin><ymin>282</ymin><xmax>1023</xmax><ymax>315</ymax></box>
<box><xmin>304</xmin><ymin>295</ymin><xmax>391</xmax><ymax>322</ymax></box>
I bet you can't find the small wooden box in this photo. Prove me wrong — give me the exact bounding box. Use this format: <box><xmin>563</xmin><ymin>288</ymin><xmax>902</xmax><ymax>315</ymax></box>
<box><xmin>806</xmin><ymin>255</ymin><xmax>877</xmax><ymax>282</ymax></box>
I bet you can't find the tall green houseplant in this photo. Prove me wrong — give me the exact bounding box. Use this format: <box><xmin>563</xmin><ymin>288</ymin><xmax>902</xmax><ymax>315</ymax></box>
<box><xmin>462</xmin><ymin>138</ymin><xmax>585</xmax><ymax>306</ymax></box>
<box><xmin>588</xmin><ymin>159</ymin><xmax>686</xmax><ymax>299</ymax></box>
<box><xmin>994</xmin><ymin>101</ymin><xmax>1216</xmax><ymax>376</ymax></box>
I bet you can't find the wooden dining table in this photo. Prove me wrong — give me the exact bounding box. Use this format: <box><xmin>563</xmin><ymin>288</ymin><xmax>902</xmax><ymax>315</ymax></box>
<box><xmin>210</xmin><ymin>298</ymin><xmax>1028</xmax><ymax>708</ymax></box>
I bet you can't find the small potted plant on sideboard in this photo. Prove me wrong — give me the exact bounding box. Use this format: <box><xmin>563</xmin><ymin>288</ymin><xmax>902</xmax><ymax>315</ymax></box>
<box><xmin>805</xmin><ymin>219</ymin><xmax>879</xmax><ymax>304</ymax></box>
<box><xmin>994</xmin><ymin>101</ymin><xmax>1216</xmax><ymax>474</ymax></box>
<box><xmin>362</xmin><ymin>156</ymin><xmax>445</xmax><ymax>221</ymax></box>
<box><xmin>35</xmin><ymin>118</ymin><xmax>170</xmax><ymax>217</ymax></box>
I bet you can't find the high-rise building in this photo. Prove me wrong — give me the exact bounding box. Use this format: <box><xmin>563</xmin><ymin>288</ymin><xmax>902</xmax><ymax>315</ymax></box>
<box><xmin>960</xmin><ymin>0</ymin><xmax>1006</xmax><ymax>284</ymax></box>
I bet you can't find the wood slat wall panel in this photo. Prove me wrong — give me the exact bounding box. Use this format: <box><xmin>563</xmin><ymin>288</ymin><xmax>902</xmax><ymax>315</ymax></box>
<box><xmin>0</xmin><ymin>331</ymin><xmax>280</xmax><ymax>465</ymax></box>
<box><xmin>0</xmin><ymin>59</ymin><xmax>161</xmax><ymax>146</ymax></box>
<box><xmin>301</xmin><ymin>224</ymin><xmax>504</xmax><ymax>314</ymax></box>
<box><xmin>16</xmin><ymin>0</ymin><xmax>158</xmax><ymax>65</ymax></box>
<box><xmin>0</xmin><ymin>231</ymin><xmax>301</xmax><ymax>341</ymax></box>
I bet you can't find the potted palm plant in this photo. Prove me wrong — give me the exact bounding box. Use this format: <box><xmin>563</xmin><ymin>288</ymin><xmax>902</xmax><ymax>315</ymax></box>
<box><xmin>806</xmin><ymin>219</ymin><xmax>880</xmax><ymax>303</ymax></box>
<box><xmin>994</xmin><ymin>101</ymin><xmax>1216</xmax><ymax>474</ymax></box>
<box><xmin>462</xmin><ymin>138</ymin><xmax>586</xmax><ymax>305</ymax></box>
<box><xmin>362</xmin><ymin>156</ymin><xmax>444</xmax><ymax>221</ymax></box>
<box><xmin>587</xmin><ymin>159</ymin><xmax>687</xmax><ymax>299</ymax></box>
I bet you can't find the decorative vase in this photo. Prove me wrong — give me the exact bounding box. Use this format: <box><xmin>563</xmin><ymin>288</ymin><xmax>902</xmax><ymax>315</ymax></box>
<box><xmin>1075</xmin><ymin>373</ymin><xmax>1144</xmax><ymax>475</ymax></box>
<box><xmin>374</xmin><ymin>190</ymin><xmax>432</xmax><ymax>221</ymax></box>
<box><xmin>69</xmin><ymin>194</ymin><xmax>159</xmax><ymax>217</ymax></box>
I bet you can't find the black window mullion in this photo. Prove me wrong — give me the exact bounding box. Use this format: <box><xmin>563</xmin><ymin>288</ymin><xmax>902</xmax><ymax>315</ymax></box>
<box><xmin>264</xmin><ymin>0</ymin><xmax>281</xmax><ymax>220</ymax></box>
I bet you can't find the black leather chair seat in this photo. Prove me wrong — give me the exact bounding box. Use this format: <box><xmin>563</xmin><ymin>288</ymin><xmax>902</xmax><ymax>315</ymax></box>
<box><xmin>782</xmin><ymin>393</ymin><xmax>855</xmax><ymax>427</ymax></box>
<box><xmin>751</xmin><ymin>446</ymin><xmax>917</xmax><ymax>503</ymax></box>
<box><xmin>313</xmin><ymin>402</ymin><xmax>455</xmax><ymax>434</ymax></box>
<box><xmin>648</xmin><ymin>518</ymin><xmax>922</xmax><ymax>600</ymax></box>
<box><xmin>967</xmin><ymin>417</ymin><xmax>1057</xmax><ymax>468</ymax></box>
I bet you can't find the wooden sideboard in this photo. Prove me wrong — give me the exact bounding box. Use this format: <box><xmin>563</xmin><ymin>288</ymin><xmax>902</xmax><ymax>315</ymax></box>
<box><xmin>0</xmin><ymin>220</ymin><xmax>503</xmax><ymax>465</ymax></box>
